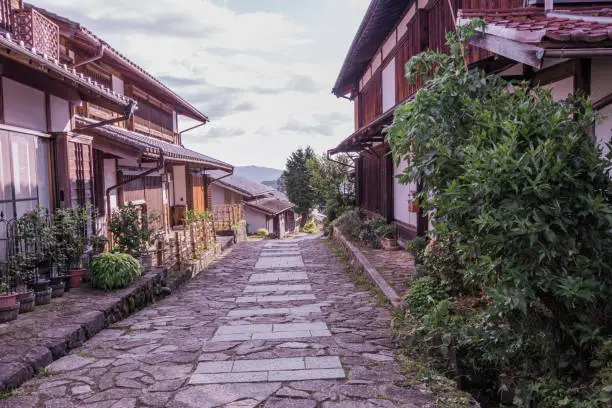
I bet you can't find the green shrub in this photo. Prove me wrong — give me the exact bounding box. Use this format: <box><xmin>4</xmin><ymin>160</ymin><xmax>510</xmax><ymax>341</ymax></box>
<box><xmin>91</xmin><ymin>252</ymin><xmax>141</xmax><ymax>291</ymax></box>
<box><xmin>403</xmin><ymin>277</ymin><xmax>438</xmax><ymax>318</ymax></box>
<box><xmin>331</xmin><ymin>211</ymin><xmax>362</xmax><ymax>240</ymax></box>
<box><xmin>302</xmin><ymin>219</ymin><xmax>318</xmax><ymax>234</ymax></box>
<box><xmin>256</xmin><ymin>228</ymin><xmax>269</xmax><ymax>238</ymax></box>
<box><xmin>388</xmin><ymin>21</ymin><xmax>612</xmax><ymax>406</ymax></box>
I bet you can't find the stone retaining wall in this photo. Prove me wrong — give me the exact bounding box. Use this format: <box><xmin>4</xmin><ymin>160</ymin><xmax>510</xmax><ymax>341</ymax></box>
<box><xmin>331</xmin><ymin>228</ymin><xmax>401</xmax><ymax>308</ymax></box>
<box><xmin>0</xmin><ymin>268</ymin><xmax>168</xmax><ymax>391</ymax></box>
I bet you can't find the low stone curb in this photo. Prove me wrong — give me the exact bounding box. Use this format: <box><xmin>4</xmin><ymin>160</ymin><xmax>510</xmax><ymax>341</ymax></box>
<box><xmin>332</xmin><ymin>228</ymin><xmax>402</xmax><ymax>308</ymax></box>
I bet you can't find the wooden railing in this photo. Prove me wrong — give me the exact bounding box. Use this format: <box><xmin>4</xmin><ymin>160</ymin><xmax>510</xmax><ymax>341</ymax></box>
<box><xmin>212</xmin><ymin>204</ymin><xmax>243</xmax><ymax>231</ymax></box>
<box><xmin>154</xmin><ymin>217</ymin><xmax>215</xmax><ymax>270</ymax></box>
<box><xmin>12</xmin><ymin>7</ymin><xmax>59</xmax><ymax>60</ymax></box>
<box><xmin>133</xmin><ymin>116</ymin><xmax>174</xmax><ymax>142</ymax></box>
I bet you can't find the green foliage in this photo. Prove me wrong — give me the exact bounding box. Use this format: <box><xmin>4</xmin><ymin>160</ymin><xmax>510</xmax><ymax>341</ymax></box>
<box><xmin>184</xmin><ymin>209</ymin><xmax>211</xmax><ymax>225</ymax></box>
<box><xmin>404</xmin><ymin>277</ymin><xmax>438</xmax><ymax>318</ymax></box>
<box><xmin>283</xmin><ymin>147</ymin><xmax>316</xmax><ymax>220</ymax></box>
<box><xmin>331</xmin><ymin>210</ymin><xmax>362</xmax><ymax>240</ymax></box>
<box><xmin>302</xmin><ymin>218</ymin><xmax>318</xmax><ymax>234</ymax></box>
<box><xmin>388</xmin><ymin>21</ymin><xmax>612</xmax><ymax>407</ymax></box>
<box><xmin>255</xmin><ymin>228</ymin><xmax>269</xmax><ymax>238</ymax></box>
<box><xmin>307</xmin><ymin>153</ymin><xmax>355</xmax><ymax>224</ymax></box>
<box><xmin>51</xmin><ymin>206</ymin><xmax>89</xmax><ymax>270</ymax></box>
<box><xmin>358</xmin><ymin>217</ymin><xmax>387</xmax><ymax>248</ymax></box>
<box><xmin>90</xmin><ymin>252</ymin><xmax>141</xmax><ymax>291</ymax></box>
<box><xmin>0</xmin><ymin>282</ymin><xmax>9</xmax><ymax>294</ymax></box>
<box><xmin>108</xmin><ymin>203</ymin><xmax>158</xmax><ymax>257</ymax></box>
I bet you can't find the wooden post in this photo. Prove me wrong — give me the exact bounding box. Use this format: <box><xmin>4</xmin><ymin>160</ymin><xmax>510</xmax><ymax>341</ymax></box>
<box><xmin>190</xmin><ymin>224</ymin><xmax>196</xmax><ymax>258</ymax></box>
<box><xmin>156</xmin><ymin>239</ymin><xmax>163</xmax><ymax>267</ymax></box>
<box><xmin>174</xmin><ymin>231</ymin><xmax>181</xmax><ymax>269</ymax></box>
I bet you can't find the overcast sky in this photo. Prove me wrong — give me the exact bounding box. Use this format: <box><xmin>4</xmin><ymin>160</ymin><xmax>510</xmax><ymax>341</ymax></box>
<box><xmin>36</xmin><ymin>0</ymin><xmax>370</xmax><ymax>169</ymax></box>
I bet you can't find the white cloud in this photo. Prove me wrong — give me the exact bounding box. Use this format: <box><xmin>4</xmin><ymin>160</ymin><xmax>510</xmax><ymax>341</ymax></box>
<box><xmin>35</xmin><ymin>0</ymin><xmax>365</xmax><ymax>168</ymax></box>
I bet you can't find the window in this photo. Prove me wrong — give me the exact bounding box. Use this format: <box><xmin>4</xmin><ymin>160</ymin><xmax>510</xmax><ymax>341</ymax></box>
<box><xmin>0</xmin><ymin>130</ymin><xmax>53</xmax><ymax>258</ymax></box>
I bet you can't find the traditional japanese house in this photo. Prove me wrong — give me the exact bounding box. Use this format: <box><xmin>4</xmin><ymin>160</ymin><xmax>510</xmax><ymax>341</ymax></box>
<box><xmin>0</xmin><ymin>0</ymin><xmax>135</xmax><ymax>257</ymax></box>
<box><xmin>206</xmin><ymin>171</ymin><xmax>296</xmax><ymax>238</ymax></box>
<box><xmin>25</xmin><ymin>2</ymin><xmax>233</xmax><ymax>233</ymax></box>
<box><xmin>328</xmin><ymin>0</ymin><xmax>611</xmax><ymax>245</ymax></box>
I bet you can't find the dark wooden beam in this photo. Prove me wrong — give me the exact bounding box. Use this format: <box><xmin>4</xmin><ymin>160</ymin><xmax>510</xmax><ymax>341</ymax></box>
<box><xmin>593</xmin><ymin>93</ymin><xmax>612</xmax><ymax>110</ymax></box>
<box><xmin>531</xmin><ymin>59</ymin><xmax>576</xmax><ymax>87</ymax></box>
<box><xmin>469</xmin><ymin>32</ymin><xmax>545</xmax><ymax>69</ymax></box>
<box><xmin>574</xmin><ymin>59</ymin><xmax>591</xmax><ymax>96</ymax></box>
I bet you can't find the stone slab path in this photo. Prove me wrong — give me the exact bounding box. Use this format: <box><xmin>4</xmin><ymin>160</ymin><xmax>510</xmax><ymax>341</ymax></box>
<box><xmin>1</xmin><ymin>237</ymin><xmax>433</xmax><ymax>408</ymax></box>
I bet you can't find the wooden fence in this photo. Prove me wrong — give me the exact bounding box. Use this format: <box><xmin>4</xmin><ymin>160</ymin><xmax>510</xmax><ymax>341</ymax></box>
<box><xmin>212</xmin><ymin>204</ymin><xmax>243</xmax><ymax>231</ymax></box>
<box><xmin>154</xmin><ymin>217</ymin><xmax>215</xmax><ymax>270</ymax></box>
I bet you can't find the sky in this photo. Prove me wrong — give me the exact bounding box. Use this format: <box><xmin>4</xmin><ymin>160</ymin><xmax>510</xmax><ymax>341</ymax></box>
<box><xmin>36</xmin><ymin>0</ymin><xmax>371</xmax><ymax>169</ymax></box>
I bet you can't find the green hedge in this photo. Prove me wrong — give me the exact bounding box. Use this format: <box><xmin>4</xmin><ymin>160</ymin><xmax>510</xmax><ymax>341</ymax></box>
<box><xmin>91</xmin><ymin>252</ymin><xmax>141</xmax><ymax>291</ymax></box>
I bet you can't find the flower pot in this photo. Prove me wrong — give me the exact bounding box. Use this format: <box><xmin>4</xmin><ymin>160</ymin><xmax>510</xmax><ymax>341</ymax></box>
<box><xmin>69</xmin><ymin>268</ymin><xmax>87</xmax><ymax>288</ymax></box>
<box><xmin>0</xmin><ymin>303</ymin><xmax>20</xmax><ymax>323</ymax></box>
<box><xmin>381</xmin><ymin>237</ymin><xmax>399</xmax><ymax>251</ymax></box>
<box><xmin>35</xmin><ymin>287</ymin><xmax>52</xmax><ymax>306</ymax></box>
<box><xmin>30</xmin><ymin>279</ymin><xmax>50</xmax><ymax>292</ymax></box>
<box><xmin>408</xmin><ymin>200</ymin><xmax>420</xmax><ymax>213</ymax></box>
<box><xmin>17</xmin><ymin>291</ymin><xmax>35</xmax><ymax>313</ymax></box>
<box><xmin>0</xmin><ymin>292</ymin><xmax>18</xmax><ymax>308</ymax></box>
<box><xmin>51</xmin><ymin>281</ymin><xmax>65</xmax><ymax>298</ymax></box>
<box><xmin>63</xmin><ymin>275</ymin><xmax>71</xmax><ymax>292</ymax></box>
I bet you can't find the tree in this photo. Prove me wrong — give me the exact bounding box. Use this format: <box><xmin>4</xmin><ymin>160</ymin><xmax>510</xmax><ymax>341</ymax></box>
<box><xmin>283</xmin><ymin>147</ymin><xmax>316</xmax><ymax>227</ymax></box>
<box><xmin>307</xmin><ymin>153</ymin><xmax>355</xmax><ymax>223</ymax></box>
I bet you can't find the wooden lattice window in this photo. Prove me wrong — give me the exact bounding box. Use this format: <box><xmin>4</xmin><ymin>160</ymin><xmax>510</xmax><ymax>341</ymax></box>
<box><xmin>12</xmin><ymin>7</ymin><xmax>59</xmax><ymax>60</ymax></box>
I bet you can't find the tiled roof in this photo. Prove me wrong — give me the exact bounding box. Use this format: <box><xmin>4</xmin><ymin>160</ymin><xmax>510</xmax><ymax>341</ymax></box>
<box><xmin>75</xmin><ymin>116</ymin><xmax>232</xmax><ymax>170</ymax></box>
<box><xmin>27</xmin><ymin>4</ymin><xmax>209</xmax><ymax>123</ymax></box>
<box><xmin>0</xmin><ymin>32</ymin><xmax>132</xmax><ymax>109</ymax></box>
<box><xmin>245</xmin><ymin>197</ymin><xmax>294</xmax><ymax>216</ymax></box>
<box><xmin>207</xmin><ymin>170</ymin><xmax>274</xmax><ymax>198</ymax></box>
<box><xmin>458</xmin><ymin>7</ymin><xmax>612</xmax><ymax>44</ymax></box>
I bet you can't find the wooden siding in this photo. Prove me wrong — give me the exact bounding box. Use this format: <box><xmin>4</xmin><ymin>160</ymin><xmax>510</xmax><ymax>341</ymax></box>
<box><xmin>396</xmin><ymin>18</ymin><xmax>422</xmax><ymax>103</ymax></box>
<box><xmin>67</xmin><ymin>140</ymin><xmax>93</xmax><ymax>207</ymax></box>
<box><xmin>190</xmin><ymin>174</ymin><xmax>206</xmax><ymax>212</ymax></box>
<box><xmin>358</xmin><ymin>144</ymin><xmax>393</xmax><ymax>221</ymax></box>
<box><xmin>360</xmin><ymin>71</ymin><xmax>382</xmax><ymax>127</ymax></box>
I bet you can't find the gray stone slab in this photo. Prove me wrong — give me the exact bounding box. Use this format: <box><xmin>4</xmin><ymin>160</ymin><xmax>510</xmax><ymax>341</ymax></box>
<box><xmin>232</xmin><ymin>357</ymin><xmax>305</xmax><ymax>372</ymax></box>
<box><xmin>236</xmin><ymin>294</ymin><xmax>316</xmax><ymax>303</ymax></box>
<box><xmin>227</xmin><ymin>305</ymin><xmax>321</xmax><ymax>318</ymax></box>
<box><xmin>255</xmin><ymin>256</ymin><xmax>304</xmax><ymax>269</ymax></box>
<box><xmin>268</xmin><ymin>368</ymin><xmax>346</xmax><ymax>382</ymax></box>
<box><xmin>304</xmin><ymin>356</ymin><xmax>342</xmax><ymax>369</ymax></box>
<box><xmin>189</xmin><ymin>371</ymin><xmax>268</xmax><ymax>385</ymax></box>
<box><xmin>249</xmin><ymin>272</ymin><xmax>308</xmax><ymax>283</ymax></box>
<box><xmin>195</xmin><ymin>361</ymin><xmax>235</xmax><ymax>373</ymax></box>
<box><xmin>252</xmin><ymin>331</ymin><xmax>314</xmax><ymax>340</ymax></box>
<box><xmin>216</xmin><ymin>324</ymin><xmax>272</xmax><ymax>335</ymax></box>
<box><xmin>243</xmin><ymin>284</ymin><xmax>312</xmax><ymax>293</ymax></box>
<box><xmin>273</xmin><ymin>322</ymin><xmax>328</xmax><ymax>332</ymax></box>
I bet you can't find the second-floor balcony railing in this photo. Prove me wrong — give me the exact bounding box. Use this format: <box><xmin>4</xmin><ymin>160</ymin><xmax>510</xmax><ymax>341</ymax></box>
<box><xmin>12</xmin><ymin>7</ymin><xmax>59</xmax><ymax>60</ymax></box>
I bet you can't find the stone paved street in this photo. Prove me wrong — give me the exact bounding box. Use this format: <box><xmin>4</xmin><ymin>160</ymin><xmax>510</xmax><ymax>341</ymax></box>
<box><xmin>1</xmin><ymin>237</ymin><xmax>433</xmax><ymax>408</ymax></box>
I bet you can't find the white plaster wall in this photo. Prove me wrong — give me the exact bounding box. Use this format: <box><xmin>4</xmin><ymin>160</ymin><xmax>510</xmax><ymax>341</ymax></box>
<box><xmin>211</xmin><ymin>184</ymin><xmax>225</xmax><ymax>206</ymax></box>
<box><xmin>596</xmin><ymin>104</ymin><xmax>612</xmax><ymax>158</ymax></box>
<box><xmin>244</xmin><ymin>206</ymin><xmax>267</xmax><ymax>234</ymax></box>
<box><xmin>173</xmin><ymin>165</ymin><xmax>187</xmax><ymax>206</ymax></box>
<box><xmin>382</xmin><ymin>58</ymin><xmax>396</xmax><ymax>112</ymax></box>
<box><xmin>393</xmin><ymin>160</ymin><xmax>418</xmax><ymax>229</ymax></box>
<box><xmin>591</xmin><ymin>59</ymin><xmax>612</xmax><ymax>103</ymax></box>
<box><xmin>104</xmin><ymin>159</ymin><xmax>118</xmax><ymax>213</ymax></box>
<box><xmin>2</xmin><ymin>78</ymin><xmax>46</xmax><ymax>132</ymax></box>
<box><xmin>49</xmin><ymin>95</ymin><xmax>71</xmax><ymax>132</ymax></box>
<box><xmin>542</xmin><ymin>76</ymin><xmax>574</xmax><ymax>102</ymax></box>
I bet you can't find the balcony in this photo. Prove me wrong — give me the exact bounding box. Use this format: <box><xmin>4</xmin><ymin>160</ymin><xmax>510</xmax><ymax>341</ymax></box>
<box><xmin>12</xmin><ymin>7</ymin><xmax>59</xmax><ymax>60</ymax></box>
<box><xmin>133</xmin><ymin>115</ymin><xmax>175</xmax><ymax>142</ymax></box>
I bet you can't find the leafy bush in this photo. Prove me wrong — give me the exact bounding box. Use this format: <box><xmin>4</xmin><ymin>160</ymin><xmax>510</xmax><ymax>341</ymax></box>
<box><xmin>90</xmin><ymin>252</ymin><xmax>141</xmax><ymax>291</ymax></box>
<box><xmin>331</xmin><ymin>211</ymin><xmax>362</xmax><ymax>240</ymax></box>
<box><xmin>388</xmin><ymin>21</ymin><xmax>612</xmax><ymax>407</ymax></box>
<box><xmin>255</xmin><ymin>228</ymin><xmax>269</xmax><ymax>238</ymax></box>
<box><xmin>109</xmin><ymin>203</ymin><xmax>158</xmax><ymax>257</ymax></box>
<box><xmin>302</xmin><ymin>219</ymin><xmax>318</xmax><ymax>234</ymax></box>
<box><xmin>184</xmin><ymin>209</ymin><xmax>211</xmax><ymax>225</ymax></box>
<box><xmin>403</xmin><ymin>277</ymin><xmax>438</xmax><ymax>318</ymax></box>
<box><xmin>358</xmin><ymin>217</ymin><xmax>386</xmax><ymax>248</ymax></box>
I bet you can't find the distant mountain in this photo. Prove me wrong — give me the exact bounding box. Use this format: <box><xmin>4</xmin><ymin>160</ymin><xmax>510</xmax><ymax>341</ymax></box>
<box><xmin>262</xmin><ymin>180</ymin><xmax>280</xmax><ymax>189</ymax></box>
<box><xmin>234</xmin><ymin>166</ymin><xmax>283</xmax><ymax>184</ymax></box>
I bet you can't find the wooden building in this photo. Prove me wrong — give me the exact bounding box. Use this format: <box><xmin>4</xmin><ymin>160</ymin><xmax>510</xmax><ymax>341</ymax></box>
<box><xmin>0</xmin><ymin>0</ymin><xmax>233</xmax><ymax>255</ymax></box>
<box><xmin>207</xmin><ymin>171</ymin><xmax>296</xmax><ymax>238</ymax></box>
<box><xmin>328</xmin><ymin>0</ymin><xmax>612</xmax><ymax>245</ymax></box>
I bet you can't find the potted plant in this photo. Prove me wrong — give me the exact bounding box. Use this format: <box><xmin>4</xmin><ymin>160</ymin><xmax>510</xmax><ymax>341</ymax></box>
<box><xmin>0</xmin><ymin>282</ymin><xmax>19</xmax><ymax>323</ymax></box>
<box><xmin>52</xmin><ymin>207</ymin><xmax>89</xmax><ymax>288</ymax></box>
<box><xmin>377</xmin><ymin>223</ymin><xmax>398</xmax><ymax>250</ymax></box>
<box><xmin>9</xmin><ymin>252</ymin><xmax>36</xmax><ymax>312</ymax></box>
<box><xmin>109</xmin><ymin>204</ymin><xmax>158</xmax><ymax>274</ymax></box>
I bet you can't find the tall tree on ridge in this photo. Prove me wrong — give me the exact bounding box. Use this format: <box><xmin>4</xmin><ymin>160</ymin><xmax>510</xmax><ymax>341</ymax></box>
<box><xmin>283</xmin><ymin>146</ymin><xmax>315</xmax><ymax>228</ymax></box>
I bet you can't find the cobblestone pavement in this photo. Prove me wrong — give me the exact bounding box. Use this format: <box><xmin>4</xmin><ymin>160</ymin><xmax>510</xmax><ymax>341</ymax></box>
<box><xmin>356</xmin><ymin>245</ymin><xmax>415</xmax><ymax>296</ymax></box>
<box><xmin>1</xmin><ymin>237</ymin><xmax>433</xmax><ymax>408</ymax></box>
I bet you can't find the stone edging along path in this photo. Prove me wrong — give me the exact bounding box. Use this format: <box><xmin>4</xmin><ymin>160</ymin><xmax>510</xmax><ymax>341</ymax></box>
<box><xmin>331</xmin><ymin>228</ymin><xmax>402</xmax><ymax>308</ymax></box>
<box><xmin>0</xmin><ymin>241</ymin><xmax>233</xmax><ymax>392</ymax></box>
